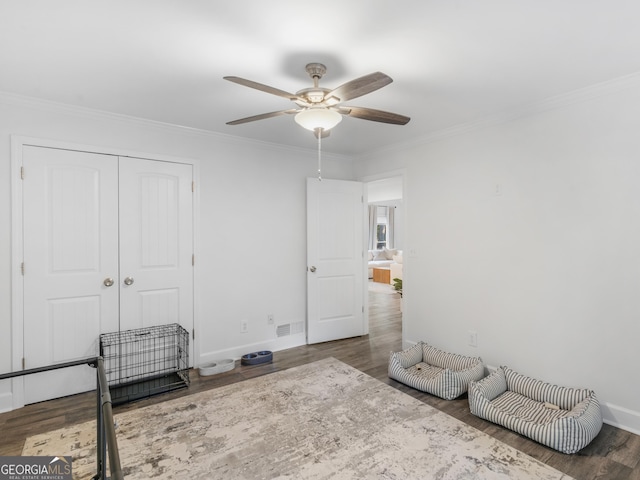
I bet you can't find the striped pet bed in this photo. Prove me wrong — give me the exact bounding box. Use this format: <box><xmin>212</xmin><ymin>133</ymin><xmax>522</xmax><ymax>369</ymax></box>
<box><xmin>388</xmin><ymin>342</ymin><xmax>485</xmax><ymax>400</ymax></box>
<box><xmin>468</xmin><ymin>366</ymin><xmax>603</xmax><ymax>454</ymax></box>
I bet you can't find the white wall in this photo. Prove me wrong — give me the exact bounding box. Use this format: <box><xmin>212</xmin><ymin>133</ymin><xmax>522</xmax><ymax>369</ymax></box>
<box><xmin>354</xmin><ymin>79</ymin><xmax>640</xmax><ymax>434</ymax></box>
<box><xmin>0</xmin><ymin>95</ymin><xmax>354</xmax><ymax>411</ymax></box>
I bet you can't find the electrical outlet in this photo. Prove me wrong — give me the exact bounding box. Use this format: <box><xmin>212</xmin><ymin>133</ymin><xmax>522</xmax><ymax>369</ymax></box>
<box><xmin>267</xmin><ymin>314</ymin><xmax>274</xmax><ymax>325</ymax></box>
<box><xmin>468</xmin><ymin>330</ymin><xmax>478</xmax><ymax>347</ymax></box>
<box><xmin>240</xmin><ymin>320</ymin><xmax>248</xmax><ymax>333</ymax></box>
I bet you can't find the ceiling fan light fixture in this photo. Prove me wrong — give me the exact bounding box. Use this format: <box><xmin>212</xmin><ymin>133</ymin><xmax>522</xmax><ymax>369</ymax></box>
<box><xmin>295</xmin><ymin>107</ymin><xmax>342</xmax><ymax>132</ymax></box>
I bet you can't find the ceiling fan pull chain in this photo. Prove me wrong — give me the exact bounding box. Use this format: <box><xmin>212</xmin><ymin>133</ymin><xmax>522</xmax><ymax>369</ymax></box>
<box><xmin>317</xmin><ymin>128</ymin><xmax>323</xmax><ymax>181</ymax></box>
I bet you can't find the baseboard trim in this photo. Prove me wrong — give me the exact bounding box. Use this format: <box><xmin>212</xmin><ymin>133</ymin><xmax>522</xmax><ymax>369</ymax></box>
<box><xmin>601</xmin><ymin>402</ymin><xmax>640</xmax><ymax>436</ymax></box>
<box><xmin>198</xmin><ymin>334</ymin><xmax>305</xmax><ymax>367</ymax></box>
<box><xmin>0</xmin><ymin>392</ymin><xmax>13</xmax><ymax>414</ymax></box>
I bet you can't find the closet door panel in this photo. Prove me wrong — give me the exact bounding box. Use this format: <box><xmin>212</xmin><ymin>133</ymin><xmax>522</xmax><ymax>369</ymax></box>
<box><xmin>118</xmin><ymin>157</ymin><xmax>193</xmax><ymax>339</ymax></box>
<box><xmin>22</xmin><ymin>146</ymin><xmax>119</xmax><ymax>404</ymax></box>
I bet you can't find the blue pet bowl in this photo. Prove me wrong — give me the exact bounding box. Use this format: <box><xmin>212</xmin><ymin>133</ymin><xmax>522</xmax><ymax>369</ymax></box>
<box><xmin>241</xmin><ymin>350</ymin><xmax>273</xmax><ymax>365</ymax></box>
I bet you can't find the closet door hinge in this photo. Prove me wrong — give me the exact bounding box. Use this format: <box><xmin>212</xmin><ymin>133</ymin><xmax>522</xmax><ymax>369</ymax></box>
<box><xmin>192</xmin><ymin>181</ymin><xmax>195</xmax><ymax>192</ymax></box>
<box><xmin>21</xmin><ymin>166</ymin><xmax>25</xmax><ymax>180</ymax></box>
<box><xmin>21</xmin><ymin>262</ymin><xmax>25</xmax><ymax>275</ymax></box>
<box><xmin>192</xmin><ymin>329</ymin><xmax>195</xmax><ymax>340</ymax></box>
<box><xmin>22</xmin><ymin>358</ymin><xmax>25</xmax><ymax>370</ymax></box>
<box><xmin>192</xmin><ymin>254</ymin><xmax>195</xmax><ymax>266</ymax></box>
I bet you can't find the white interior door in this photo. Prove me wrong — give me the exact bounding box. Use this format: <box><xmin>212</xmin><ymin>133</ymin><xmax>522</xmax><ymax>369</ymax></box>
<box><xmin>118</xmin><ymin>157</ymin><xmax>194</xmax><ymax>337</ymax></box>
<box><xmin>22</xmin><ymin>146</ymin><xmax>120</xmax><ymax>404</ymax></box>
<box><xmin>307</xmin><ymin>178</ymin><xmax>366</xmax><ymax>344</ymax></box>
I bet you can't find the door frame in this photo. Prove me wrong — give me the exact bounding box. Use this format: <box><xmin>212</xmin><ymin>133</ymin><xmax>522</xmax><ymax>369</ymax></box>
<box><xmin>360</xmin><ymin>169</ymin><xmax>407</xmax><ymax>344</ymax></box>
<box><xmin>10</xmin><ymin>135</ymin><xmax>200</xmax><ymax>411</ymax></box>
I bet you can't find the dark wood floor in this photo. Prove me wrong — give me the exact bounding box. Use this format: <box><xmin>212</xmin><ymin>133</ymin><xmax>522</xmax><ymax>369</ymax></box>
<box><xmin>2</xmin><ymin>287</ymin><xmax>639</xmax><ymax>479</ymax></box>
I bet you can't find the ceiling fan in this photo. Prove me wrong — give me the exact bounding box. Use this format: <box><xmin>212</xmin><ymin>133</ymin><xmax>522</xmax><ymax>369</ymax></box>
<box><xmin>224</xmin><ymin>63</ymin><xmax>410</xmax><ymax>138</ymax></box>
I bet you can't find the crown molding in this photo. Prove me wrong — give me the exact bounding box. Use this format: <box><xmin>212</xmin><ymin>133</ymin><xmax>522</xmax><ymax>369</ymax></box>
<box><xmin>357</xmin><ymin>70</ymin><xmax>640</xmax><ymax>159</ymax></box>
<box><xmin>5</xmin><ymin>69</ymin><xmax>640</xmax><ymax>163</ymax></box>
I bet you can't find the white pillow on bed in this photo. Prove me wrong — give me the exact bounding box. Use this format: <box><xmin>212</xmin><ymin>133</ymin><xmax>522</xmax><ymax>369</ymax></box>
<box><xmin>372</xmin><ymin>250</ymin><xmax>387</xmax><ymax>261</ymax></box>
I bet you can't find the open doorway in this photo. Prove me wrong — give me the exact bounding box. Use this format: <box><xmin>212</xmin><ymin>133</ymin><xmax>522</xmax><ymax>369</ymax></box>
<box><xmin>365</xmin><ymin>176</ymin><xmax>404</xmax><ymax>328</ymax></box>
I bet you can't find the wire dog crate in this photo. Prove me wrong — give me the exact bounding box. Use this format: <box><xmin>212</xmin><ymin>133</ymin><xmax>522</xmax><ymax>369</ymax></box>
<box><xmin>99</xmin><ymin>323</ymin><xmax>190</xmax><ymax>405</ymax></box>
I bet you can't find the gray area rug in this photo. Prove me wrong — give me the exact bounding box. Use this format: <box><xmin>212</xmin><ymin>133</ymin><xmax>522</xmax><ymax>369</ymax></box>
<box><xmin>23</xmin><ymin>358</ymin><xmax>572</xmax><ymax>479</ymax></box>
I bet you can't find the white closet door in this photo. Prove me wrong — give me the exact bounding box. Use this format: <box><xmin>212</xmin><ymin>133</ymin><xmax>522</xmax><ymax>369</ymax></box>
<box><xmin>22</xmin><ymin>146</ymin><xmax>120</xmax><ymax>404</ymax></box>
<box><xmin>21</xmin><ymin>148</ymin><xmax>194</xmax><ymax>405</ymax></box>
<box><xmin>118</xmin><ymin>157</ymin><xmax>194</xmax><ymax>340</ymax></box>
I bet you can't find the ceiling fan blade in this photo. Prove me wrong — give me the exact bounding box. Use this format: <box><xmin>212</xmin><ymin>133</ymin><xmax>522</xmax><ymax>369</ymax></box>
<box><xmin>341</xmin><ymin>106</ymin><xmax>410</xmax><ymax>125</ymax></box>
<box><xmin>226</xmin><ymin>109</ymin><xmax>298</xmax><ymax>125</ymax></box>
<box><xmin>224</xmin><ymin>76</ymin><xmax>302</xmax><ymax>101</ymax></box>
<box><xmin>324</xmin><ymin>72</ymin><xmax>393</xmax><ymax>105</ymax></box>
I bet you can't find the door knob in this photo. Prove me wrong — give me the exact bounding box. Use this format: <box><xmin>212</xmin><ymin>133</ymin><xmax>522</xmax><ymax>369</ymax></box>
<box><xmin>124</xmin><ymin>276</ymin><xmax>135</xmax><ymax>285</ymax></box>
<box><xmin>309</xmin><ymin>266</ymin><xmax>316</xmax><ymax>273</ymax></box>
<box><xmin>103</xmin><ymin>277</ymin><xmax>114</xmax><ymax>287</ymax></box>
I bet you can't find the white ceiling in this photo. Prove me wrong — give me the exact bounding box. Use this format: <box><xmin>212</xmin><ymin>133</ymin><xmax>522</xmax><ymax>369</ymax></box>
<box><xmin>2</xmin><ymin>1</ymin><xmax>640</xmax><ymax>156</ymax></box>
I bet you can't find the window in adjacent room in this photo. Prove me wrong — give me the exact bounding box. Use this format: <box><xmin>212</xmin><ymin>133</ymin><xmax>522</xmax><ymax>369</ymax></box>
<box><xmin>376</xmin><ymin>206</ymin><xmax>388</xmax><ymax>249</ymax></box>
